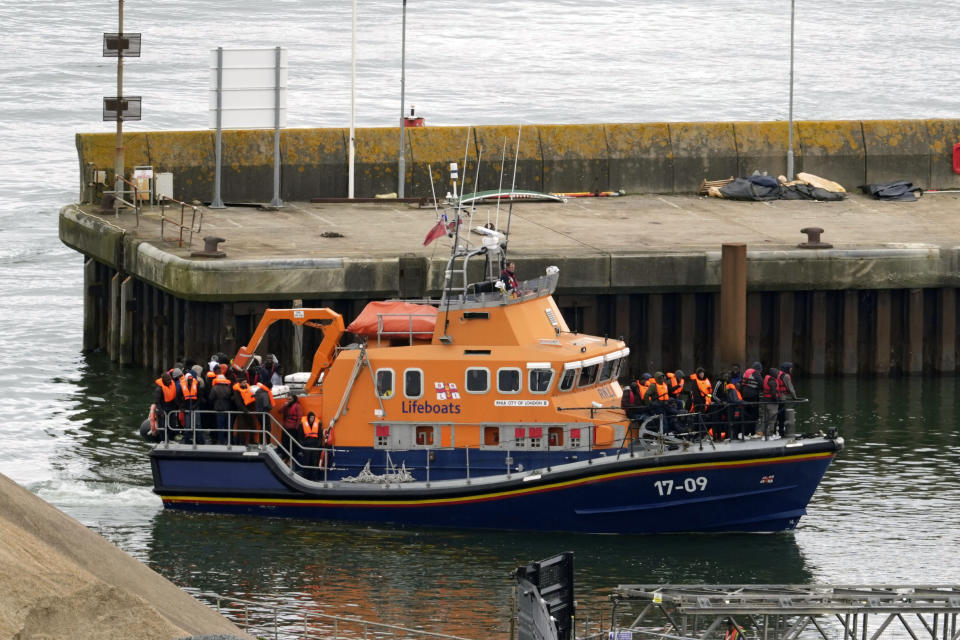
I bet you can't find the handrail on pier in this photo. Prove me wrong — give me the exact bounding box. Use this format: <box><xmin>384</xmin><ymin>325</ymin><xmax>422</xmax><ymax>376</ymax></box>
<box><xmin>159</xmin><ymin>195</ymin><xmax>203</xmax><ymax>247</ymax></box>
<box><xmin>104</xmin><ymin>174</ymin><xmax>141</xmax><ymax>226</ymax></box>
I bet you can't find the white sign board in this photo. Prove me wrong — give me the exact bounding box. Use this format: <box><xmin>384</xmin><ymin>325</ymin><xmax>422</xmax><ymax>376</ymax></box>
<box><xmin>209</xmin><ymin>48</ymin><xmax>287</xmax><ymax>130</ymax></box>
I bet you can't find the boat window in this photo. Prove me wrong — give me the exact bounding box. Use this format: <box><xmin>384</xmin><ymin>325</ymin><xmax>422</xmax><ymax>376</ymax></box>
<box><xmin>528</xmin><ymin>367</ymin><xmax>554</xmax><ymax>394</ymax></box>
<box><xmin>598</xmin><ymin>359</ymin><xmax>614</xmax><ymax>383</ymax></box>
<box><xmin>415</xmin><ymin>425</ymin><xmax>435</xmax><ymax>447</ymax></box>
<box><xmin>528</xmin><ymin>426</ymin><xmax>543</xmax><ymax>449</ymax></box>
<box><xmin>465</xmin><ymin>367</ymin><xmax>489</xmax><ymax>393</ymax></box>
<box><xmin>611</xmin><ymin>357</ymin><xmax>624</xmax><ymax>381</ymax></box>
<box><xmin>558</xmin><ymin>368</ymin><xmax>577</xmax><ymax>392</ymax></box>
<box><xmin>483</xmin><ymin>426</ymin><xmax>500</xmax><ymax>446</ymax></box>
<box><xmin>497</xmin><ymin>368</ymin><xmax>522</xmax><ymax>394</ymax></box>
<box><xmin>579</xmin><ymin>364</ymin><xmax>599</xmax><ymax>387</ymax></box>
<box><xmin>404</xmin><ymin>368</ymin><xmax>423</xmax><ymax>399</ymax></box>
<box><xmin>548</xmin><ymin>426</ymin><xmax>564</xmax><ymax>447</ymax></box>
<box><xmin>569</xmin><ymin>426</ymin><xmax>582</xmax><ymax>448</ymax></box>
<box><xmin>375</xmin><ymin>368</ymin><xmax>395</xmax><ymax>398</ymax></box>
<box><xmin>375</xmin><ymin>424</ymin><xmax>390</xmax><ymax>448</ymax></box>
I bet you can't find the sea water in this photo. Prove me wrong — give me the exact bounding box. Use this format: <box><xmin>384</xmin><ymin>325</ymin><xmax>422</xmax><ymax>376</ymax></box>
<box><xmin>1</xmin><ymin>1</ymin><xmax>959</xmax><ymax>637</ymax></box>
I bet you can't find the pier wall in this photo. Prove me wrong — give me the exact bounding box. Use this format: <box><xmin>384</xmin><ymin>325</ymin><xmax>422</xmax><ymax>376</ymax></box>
<box><xmin>70</xmin><ymin>221</ymin><xmax>960</xmax><ymax>377</ymax></box>
<box><xmin>77</xmin><ymin>119</ymin><xmax>960</xmax><ymax>203</ymax></box>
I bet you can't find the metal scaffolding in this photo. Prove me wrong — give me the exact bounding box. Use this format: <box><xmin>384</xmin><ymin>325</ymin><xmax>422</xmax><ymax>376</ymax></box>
<box><xmin>600</xmin><ymin>585</ymin><xmax>960</xmax><ymax>640</ymax></box>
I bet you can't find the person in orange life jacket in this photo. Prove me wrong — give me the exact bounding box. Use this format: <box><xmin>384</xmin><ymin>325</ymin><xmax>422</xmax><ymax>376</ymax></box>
<box><xmin>776</xmin><ymin>361</ymin><xmax>799</xmax><ymax>437</ymax></box>
<box><xmin>643</xmin><ymin>372</ymin><xmax>678</xmax><ymax>433</ymax></box>
<box><xmin>740</xmin><ymin>361</ymin><xmax>763</xmax><ymax>436</ymax></box>
<box><xmin>719</xmin><ymin>372</ymin><xmax>746</xmax><ymax>440</ymax></box>
<box><xmin>232</xmin><ymin>379</ymin><xmax>258</xmax><ymax>445</ymax></box>
<box><xmin>180</xmin><ymin>372</ymin><xmax>201</xmax><ymax>444</ymax></box>
<box><xmin>724</xmin><ymin>618</ymin><xmax>742</xmax><ymax>640</ymax></box>
<box><xmin>669</xmin><ymin>369</ymin><xmax>692</xmax><ymax>411</ymax></box>
<box><xmin>761</xmin><ymin>367</ymin><xmax>782</xmax><ymax>438</ymax></box>
<box><xmin>300</xmin><ymin>411</ymin><xmax>322</xmax><ymax>480</ymax></box>
<box><xmin>209</xmin><ymin>373</ymin><xmax>233</xmax><ymax>445</ymax></box>
<box><xmin>253</xmin><ymin>380</ymin><xmax>275</xmax><ymax>440</ymax></box>
<box><xmin>280</xmin><ymin>393</ymin><xmax>304</xmax><ymax>464</ymax></box>
<box><xmin>689</xmin><ymin>367</ymin><xmax>713</xmax><ymax>413</ymax></box>
<box><xmin>636</xmin><ymin>373</ymin><xmax>653</xmax><ymax>399</ymax></box>
<box><xmin>500</xmin><ymin>261</ymin><xmax>519</xmax><ymax>292</ymax></box>
<box><xmin>153</xmin><ymin>371</ymin><xmax>179</xmax><ymax>440</ymax></box>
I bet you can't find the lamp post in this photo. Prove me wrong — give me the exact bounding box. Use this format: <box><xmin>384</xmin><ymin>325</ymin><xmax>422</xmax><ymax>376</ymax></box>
<box><xmin>397</xmin><ymin>0</ymin><xmax>407</xmax><ymax>198</ymax></box>
<box><xmin>787</xmin><ymin>0</ymin><xmax>796</xmax><ymax>180</ymax></box>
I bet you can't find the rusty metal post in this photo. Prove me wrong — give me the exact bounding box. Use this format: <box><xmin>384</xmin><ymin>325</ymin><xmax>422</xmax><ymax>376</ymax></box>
<box><xmin>939</xmin><ymin>287</ymin><xmax>956</xmax><ymax>372</ymax></box>
<box><xmin>907</xmin><ymin>288</ymin><xmax>924</xmax><ymax>374</ymax></box>
<box><xmin>109</xmin><ymin>272</ymin><xmax>121</xmax><ymax>361</ymax></box>
<box><xmin>810</xmin><ymin>291</ymin><xmax>826</xmax><ymax>375</ymax></box>
<box><xmin>83</xmin><ymin>259</ymin><xmax>98</xmax><ymax>352</ymax></box>
<box><xmin>719</xmin><ymin>243</ymin><xmax>746</xmax><ymax>369</ymax></box>
<box><xmin>875</xmin><ymin>290</ymin><xmax>891</xmax><ymax>374</ymax></box>
<box><xmin>645</xmin><ymin>293</ymin><xmax>663</xmax><ymax>372</ymax></box>
<box><xmin>119</xmin><ymin>276</ymin><xmax>134</xmax><ymax>365</ymax></box>
<box><xmin>842</xmin><ymin>290</ymin><xmax>859</xmax><ymax>375</ymax></box>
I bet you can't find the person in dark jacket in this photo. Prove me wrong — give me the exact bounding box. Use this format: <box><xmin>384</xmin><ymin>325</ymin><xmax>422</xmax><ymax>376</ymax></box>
<box><xmin>761</xmin><ymin>367</ymin><xmax>781</xmax><ymax>438</ymax></box>
<box><xmin>209</xmin><ymin>373</ymin><xmax>234</xmax><ymax>444</ymax></box>
<box><xmin>776</xmin><ymin>362</ymin><xmax>799</xmax><ymax>437</ymax></box>
<box><xmin>280</xmin><ymin>394</ymin><xmax>304</xmax><ymax>464</ymax></box>
<box><xmin>740</xmin><ymin>361</ymin><xmax>763</xmax><ymax>436</ymax></box>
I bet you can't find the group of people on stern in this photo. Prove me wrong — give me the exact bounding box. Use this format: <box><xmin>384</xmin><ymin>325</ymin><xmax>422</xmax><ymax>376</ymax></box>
<box><xmin>143</xmin><ymin>352</ymin><xmax>329</xmax><ymax>478</ymax></box>
<box><xmin>620</xmin><ymin>361</ymin><xmax>800</xmax><ymax>441</ymax></box>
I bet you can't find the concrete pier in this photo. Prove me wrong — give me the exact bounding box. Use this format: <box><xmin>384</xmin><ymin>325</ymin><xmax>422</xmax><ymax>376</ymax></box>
<box><xmin>60</xmin><ymin>186</ymin><xmax>960</xmax><ymax>376</ymax></box>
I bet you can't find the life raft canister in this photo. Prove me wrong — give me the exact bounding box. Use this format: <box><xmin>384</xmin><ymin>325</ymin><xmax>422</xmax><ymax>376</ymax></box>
<box><xmin>953</xmin><ymin>142</ymin><xmax>960</xmax><ymax>175</ymax></box>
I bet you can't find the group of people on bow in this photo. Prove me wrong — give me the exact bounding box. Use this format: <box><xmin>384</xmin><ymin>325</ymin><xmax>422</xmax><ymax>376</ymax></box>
<box><xmin>144</xmin><ymin>352</ymin><xmax>331</xmax><ymax>479</ymax></box>
<box><xmin>620</xmin><ymin>361</ymin><xmax>800</xmax><ymax>440</ymax></box>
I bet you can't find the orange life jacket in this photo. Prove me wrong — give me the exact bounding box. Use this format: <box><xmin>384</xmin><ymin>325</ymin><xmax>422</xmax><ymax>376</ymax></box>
<box><xmin>182</xmin><ymin>377</ymin><xmax>198</xmax><ymax>401</ymax></box>
<box><xmin>234</xmin><ymin>382</ymin><xmax>256</xmax><ymax>406</ymax></box>
<box><xmin>724</xmin><ymin>627</ymin><xmax>741</xmax><ymax>640</ymax></box>
<box><xmin>666</xmin><ymin>372</ymin><xmax>683</xmax><ymax>396</ymax></box>
<box><xmin>777</xmin><ymin>370</ymin><xmax>788</xmax><ymax>395</ymax></box>
<box><xmin>256</xmin><ymin>384</ymin><xmax>275</xmax><ymax>408</ymax></box>
<box><xmin>763</xmin><ymin>375</ymin><xmax>780</xmax><ymax>399</ymax></box>
<box><xmin>155</xmin><ymin>378</ymin><xmax>176</xmax><ymax>403</ymax></box>
<box><xmin>653</xmin><ymin>381</ymin><xmax>670</xmax><ymax>402</ymax></box>
<box><xmin>694</xmin><ymin>376</ymin><xmax>712</xmax><ymax>406</ymax></box>
<box><xmin>212</xmin><ymin>374</ymin><xmax>230</xmax><ymax>385</ymax></box>
<box><xmin>725</xmin><ymin>382</ymin><xmax>742</xmax><ymax>401</ymax></box>
<box><xmin>301</xmin><ymin>416</ymin><xmax>320</xmax><ymax>439</ymax></box>
<box><xmin>638</xmin><ymin>379</ymin><xmax>651</xmax><ymax>397</ymax></box>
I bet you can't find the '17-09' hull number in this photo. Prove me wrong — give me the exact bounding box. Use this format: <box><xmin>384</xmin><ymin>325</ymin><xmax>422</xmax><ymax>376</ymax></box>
<box><xmin>654</xmin><ymin>477</ymin><xmax>708</xmax><ymax>496</ymax></box>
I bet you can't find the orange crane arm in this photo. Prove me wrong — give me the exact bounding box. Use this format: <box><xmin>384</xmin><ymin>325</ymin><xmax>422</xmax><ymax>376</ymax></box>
<box><xmin>234</xmin><ymin>308</ymin><xmax>345</xmax><ymax>388</ymax></box>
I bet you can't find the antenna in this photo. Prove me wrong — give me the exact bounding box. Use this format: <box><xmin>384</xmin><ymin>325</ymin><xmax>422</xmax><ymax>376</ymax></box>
<box><xmin>494</xmin><ymin>136</ymin><xmax>506</xmax><ymax>229</ymax></box>
<box><xmin>503</xmin><ymin>124</ymin><xmax>522</xmax><ymax>262</ymax></box>
<box><xmin>427</xmin><ymin>163</ymin><xmax>440</xmax><ymax>218</ymax></box>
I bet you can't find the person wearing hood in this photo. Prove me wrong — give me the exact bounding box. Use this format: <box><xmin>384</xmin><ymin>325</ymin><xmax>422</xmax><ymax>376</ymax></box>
<box><xmin>740</xmin><ymin>361</ymin><xmax>763</xmax><ymax>436</ymax></box>
<box><xmin>776</xmin><ymin>362</ymin><xmax>799</xmax><ymax>437</ymax></box>
<box><xmin>209</xmin><ymin>372</ymin><xmax>234</xmax><ymax>445</ymax></box>
<box><xmin>761</xmin><ymin>367</ymin><xmax>782</xmax><ymax>437</ymax></box>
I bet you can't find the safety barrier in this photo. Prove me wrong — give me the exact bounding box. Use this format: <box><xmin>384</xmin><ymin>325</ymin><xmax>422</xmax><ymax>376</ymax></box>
<box><xmin>158</xmin><ymin>195</ymin><xmax>203</xmax><ymax>247</ymax></box>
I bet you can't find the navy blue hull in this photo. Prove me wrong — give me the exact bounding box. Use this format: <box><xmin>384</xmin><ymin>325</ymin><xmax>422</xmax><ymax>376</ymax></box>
<box><xmin>151</xmin><ymin>439</ymin><xmax>841</xmax><ymax>534</ymax></box>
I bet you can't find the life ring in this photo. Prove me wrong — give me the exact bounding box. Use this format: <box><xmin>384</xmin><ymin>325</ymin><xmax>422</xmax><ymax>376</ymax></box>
<box><xmin>953</xmin><ymin>142</ymin><xmax>960</xmax><ymax>175</ymax></box>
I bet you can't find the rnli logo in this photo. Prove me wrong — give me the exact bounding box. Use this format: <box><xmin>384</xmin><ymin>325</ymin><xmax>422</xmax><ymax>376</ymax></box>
<box><xmin>435</xmin><ymin>382</ymin><xmax>461</xmax><ymax>401</ymax></box>
<box><xmin>760</xmin><ymin>475</ymin><xmax>775</xmax><ymax>484</ymax></box>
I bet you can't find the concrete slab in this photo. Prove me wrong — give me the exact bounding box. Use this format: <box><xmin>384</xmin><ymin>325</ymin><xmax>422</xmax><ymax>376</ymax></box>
<box><xmin>62</xmin><ymin>191</ymin><xmax>960</xmax><ymax>300</ymax></box>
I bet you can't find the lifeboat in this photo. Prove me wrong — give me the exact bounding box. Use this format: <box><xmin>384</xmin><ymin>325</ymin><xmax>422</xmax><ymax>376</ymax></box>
<box><xmin>144</xmin><ymin>209</ymin><xmax>843</xmax><ymax>534</ymax></box>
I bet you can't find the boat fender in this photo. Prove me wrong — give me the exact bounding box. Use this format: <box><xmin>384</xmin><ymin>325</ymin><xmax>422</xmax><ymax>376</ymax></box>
<box><xmin>954</xmin><ymin>142</ymin><xmax>960</xmax><ymax>175</ymax></box>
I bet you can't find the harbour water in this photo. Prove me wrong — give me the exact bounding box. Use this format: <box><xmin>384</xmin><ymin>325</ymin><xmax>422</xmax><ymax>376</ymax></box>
<box><xmin>2</xmin><ymin>1</ymin><xmax>960</xmax><ymax>637</ymax></box>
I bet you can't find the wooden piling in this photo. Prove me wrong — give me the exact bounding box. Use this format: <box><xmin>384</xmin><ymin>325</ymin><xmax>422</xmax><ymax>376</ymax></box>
<box><xmin>83</xmin><ymin>259</ymin><xmax>97</xmax><ymax>352</ymax></box>
<box><xmin>719</xmin><ymin>243</ymin><xmax>746</xmax><ymax>368</ymax></box>
<box><xmin>119</xmin><ymin>276</ymin><xmax>133</xmax><ymax>366</ymax></box>
<box><xmin>109</xmin><ymin>272</ymin><xmax>121</xmax><ymax>362</ymax></box>
<box><xmin>875</xmin><ymin>290</ymin><xmax>891</xmax><ymax>374</ymax></box>
<box><xmin>777</xmin><ymin>291</ymin><xmax>793</xmax><ymax>367</ymax></box>
<box><xmin>809</xmin><ymin>291</ymin><xmax>826</xmax><ymax>375</ymax></box>
<box><xmin>938</xmin><ymin>287</ymin><xmax>956</xmax><ymax>372</ymax></box>
<box><xmin>644</xmin><ymin>294</ymin><xmax>663</xmax><ymax>372</ymax></box>
<box><xmin>842</xmin><ymin>290</ymin><xmax>858</xmax><ymax>375</ymax></box>
<box><xmin>907</xmin><ymin>288</ymin><xmax>924</xmax><ymax>374</ymax></box>
<box><xmin>680</xmin><ymin>293</ymin><xmax>695</xmax><ymax>371</ymax></box>
<box><xmin>746</xmin><ymin>292</ymin><xmax>761</xmax><ymax>364</ymax></box>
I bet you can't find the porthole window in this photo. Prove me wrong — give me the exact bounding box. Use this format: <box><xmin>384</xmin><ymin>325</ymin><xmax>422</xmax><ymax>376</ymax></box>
<box><xmin>528</xmin><ymin>367</ymin><xmax>554</xmax><ymax>394</ymax></box>
<box><xmin>497</xmin><ymin>368</ymin><xmax>522</xmax><ymax>394</ymax></box>
<box><xmin>375</xmin><ymin>368</ymin><xmax>395</xmax><ymax>398</ymax></box>
<box><xmin>465</xmin><ymin>367</ymin><xmax>490</xmax><ymax>393</ymax></box>
<box><xmin>559</xmin><ymin>367</ymin><xmax>577</xmax><ymax>392</ymax></box>
<box><xmin>404</xmin><ymin>368</ymin><xmax>423</xmax><ymax>399</ymax></box>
